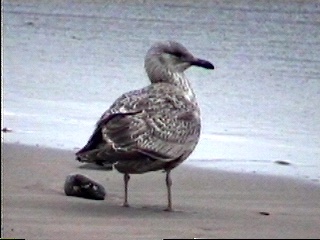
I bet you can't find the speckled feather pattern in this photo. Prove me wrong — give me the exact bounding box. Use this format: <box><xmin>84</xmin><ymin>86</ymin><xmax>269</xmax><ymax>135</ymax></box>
<box><xmin>98</xmin><ymin>83</ymin><xmax>201</xmax><ymax>162</ymax></box>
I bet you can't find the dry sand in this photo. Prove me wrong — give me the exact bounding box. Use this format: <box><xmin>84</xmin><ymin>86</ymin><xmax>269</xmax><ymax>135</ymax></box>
<box><xmin>2</xmin><ymin>143</ymin><xmax>320</xmax><ymax>239</ymax></box>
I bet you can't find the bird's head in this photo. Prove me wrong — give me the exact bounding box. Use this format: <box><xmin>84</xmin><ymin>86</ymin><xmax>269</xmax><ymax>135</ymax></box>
<box><xmin>144</xmin><ymin>41</ymin><xmax>214</xmax><ymax>83</ymax></box>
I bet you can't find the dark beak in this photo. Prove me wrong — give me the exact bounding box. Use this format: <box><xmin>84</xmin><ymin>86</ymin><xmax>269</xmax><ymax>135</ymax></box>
<box><xmin>191</xmin><ymin>58</ymin><xmax>214</xmax><ymax>70</ymax></box>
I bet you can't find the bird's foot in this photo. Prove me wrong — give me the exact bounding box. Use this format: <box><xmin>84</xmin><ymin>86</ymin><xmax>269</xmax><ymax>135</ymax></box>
<box><xmin>163</xmin><ymin>207</ymin><xmax>173</xmax><ymax>212</ymax></box>
<box><xmin>122</xmin><ymin>202</ymin><xmax>130</xmax><ymax>208</ymax></box>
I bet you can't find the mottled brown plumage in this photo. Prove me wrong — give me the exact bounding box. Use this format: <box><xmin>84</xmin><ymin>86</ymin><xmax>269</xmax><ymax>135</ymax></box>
<box><xmin>76</xmin><ymin>41</ymin><xmax>214</xmax><ymax>211</ymax></box>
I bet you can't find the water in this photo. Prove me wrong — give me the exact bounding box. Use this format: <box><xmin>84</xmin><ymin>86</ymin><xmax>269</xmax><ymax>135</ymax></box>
<box><xmin>2</xmin><ymin>0</ymin><xmax>320</xmax><ymax>182</ymax></box>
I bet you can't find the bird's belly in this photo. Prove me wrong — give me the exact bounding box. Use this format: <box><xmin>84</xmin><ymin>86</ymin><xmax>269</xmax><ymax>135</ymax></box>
<box><xmin>114</xmin><ymin>158</ymin><xmax>167</xmax><ymax>174</ymax></box>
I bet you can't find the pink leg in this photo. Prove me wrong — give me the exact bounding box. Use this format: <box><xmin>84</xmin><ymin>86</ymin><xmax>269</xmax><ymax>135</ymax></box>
<box><xmin>164</xmin><ymin>170</ymin><xmax>173</xmax><ymax>211</ymax></box>
<box><xmin>123</xmin><ymin>173</ymin><xmax>130</xmax><ymax>207</ymax></box>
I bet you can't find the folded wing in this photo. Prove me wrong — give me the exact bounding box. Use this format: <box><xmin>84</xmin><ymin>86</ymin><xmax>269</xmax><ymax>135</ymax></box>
<box><xmin>77</xmin><ymin>84</ymin><xmax>201</xmax><ymax>163</ymax></box>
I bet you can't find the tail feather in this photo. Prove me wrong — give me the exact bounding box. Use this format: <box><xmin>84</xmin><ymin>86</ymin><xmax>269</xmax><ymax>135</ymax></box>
<box><xmin>76</xmin><ymin>127</ymin><xmax>103</xmax><ymax>155</ymax></box>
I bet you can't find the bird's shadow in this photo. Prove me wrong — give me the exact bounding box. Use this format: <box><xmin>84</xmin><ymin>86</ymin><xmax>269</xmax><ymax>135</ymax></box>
<box><xmin>63</xmin><ymin>194</ymin><xmax>190</xmax><ymax>218</ymax></box>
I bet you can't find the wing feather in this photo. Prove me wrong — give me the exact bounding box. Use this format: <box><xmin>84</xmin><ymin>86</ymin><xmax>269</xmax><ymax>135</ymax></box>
<box><xmin>98</xmin><ymin>83</ymin><xmax>201</xmax><ymax>162</ymax></box>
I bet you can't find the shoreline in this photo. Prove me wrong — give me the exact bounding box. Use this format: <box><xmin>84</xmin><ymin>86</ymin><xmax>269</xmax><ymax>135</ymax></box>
<box><xmin>2</xmin><ymin>142</ymin><xmax>320</xmax><ymax>239</ymax></box>
<box><xmin>3</xmin><ymin>138</ymin><xmax>320</xmax><ymax>184</ymax></box>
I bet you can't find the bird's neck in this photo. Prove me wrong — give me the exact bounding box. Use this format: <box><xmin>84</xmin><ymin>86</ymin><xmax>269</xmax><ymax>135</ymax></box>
<box><xmin>168</xmin><ymin>71</ymin><xmax>196</xmax><ymax>102</ymax></box>
<box><xmin>147</xmin><ymin>65</ymin><xmax>196</xmax><ymax>102</ymax></box>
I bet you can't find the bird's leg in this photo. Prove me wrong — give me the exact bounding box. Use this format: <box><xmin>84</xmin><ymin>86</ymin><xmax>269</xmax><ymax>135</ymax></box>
<box><xmin>164</xmin><ymin>170</ymin><xmax>173</xmax><ymax>211</ymax></box>
<box><xmin>123</xmin><ymin>173</ymin><xmax>130</xmax><ymax>207</ymax></box>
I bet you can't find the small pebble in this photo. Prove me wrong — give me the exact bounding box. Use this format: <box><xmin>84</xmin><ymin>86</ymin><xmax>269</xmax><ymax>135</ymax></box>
<box><xmin>274</xmin><ymin>160</ymin><xmax>291</xmax><ymax>165</ymax></box>
<box><xmin>2</xmin><ymin>127</ymin><xmax>13</xmax><ymax>133</ymax></box>
<box><xmin>64</xmin><ymin>174</ymin><xmax>106</xmax><ymax>200</ymax></box>
<box><xmin>259</xmin><ymin>211</ymin><xmax>270</xmax><ymax>216</ymax></box>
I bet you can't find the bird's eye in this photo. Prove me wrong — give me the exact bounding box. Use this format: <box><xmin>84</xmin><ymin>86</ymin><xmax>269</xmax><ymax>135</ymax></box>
<box><xmin>173</xmin><ymin>52</ymin><xmax>183</xmax><ymax>58</ymax></box>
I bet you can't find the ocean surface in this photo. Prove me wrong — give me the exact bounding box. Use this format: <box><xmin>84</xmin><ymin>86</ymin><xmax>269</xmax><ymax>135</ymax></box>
<box><xmin>2</xmin><ymin>0</ymin><xmax>320</xmax><ymax>182</ymax></box>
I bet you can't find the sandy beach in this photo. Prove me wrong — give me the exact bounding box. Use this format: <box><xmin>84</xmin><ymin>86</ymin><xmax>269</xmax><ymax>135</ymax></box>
<box><xmin>2</xmin><ymin>142</ymin><xmax>320</xmax><ymax>239</ymax></box>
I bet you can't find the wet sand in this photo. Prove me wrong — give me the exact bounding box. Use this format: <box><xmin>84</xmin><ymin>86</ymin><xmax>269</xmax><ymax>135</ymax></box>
<box><xmin>2</xmin><ymin>143</ymin><xmax>320</xmax><ymax>239</ymax></box>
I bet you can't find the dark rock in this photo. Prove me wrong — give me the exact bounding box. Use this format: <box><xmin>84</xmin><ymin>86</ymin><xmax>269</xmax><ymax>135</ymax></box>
<box><xmin>64</xmin><ymin>174</ymin><xmax>106</xmax><ymax>200</ymax></box>
<box><xmin>259</xmin><ymin>211</ymin><xmax>270</xmax><ymax>216</ymax></box>
<box><xmin>2</xmin><ymin>127</ymin><xmax>13</xmax><ymax>133</ymax></box>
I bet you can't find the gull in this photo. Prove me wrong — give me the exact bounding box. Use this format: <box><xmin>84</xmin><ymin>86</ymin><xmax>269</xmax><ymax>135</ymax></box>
<box><xmin>76</xmin><ymin>41</ymin><xmax>214</xmax><ymax>211</ymax></box>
